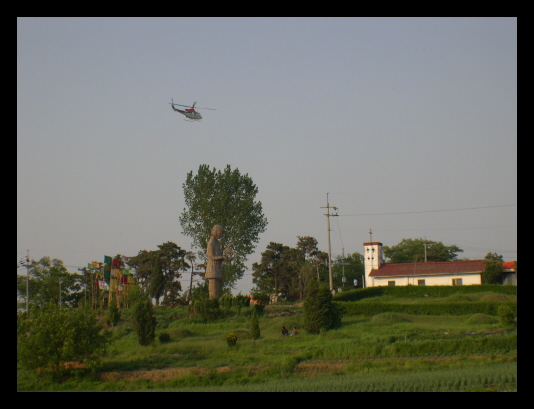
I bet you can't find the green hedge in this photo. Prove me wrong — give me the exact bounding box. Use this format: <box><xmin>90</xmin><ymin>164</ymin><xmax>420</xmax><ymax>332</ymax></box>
<box><xmin>334</xmin><ymin>285</ymin><xmax>516</xmax><ymax>302</ymax></box>
<box><xmin>336</xmin><ymin>301</ymin><xmax>517</xmax><ymax>316</ymax></box>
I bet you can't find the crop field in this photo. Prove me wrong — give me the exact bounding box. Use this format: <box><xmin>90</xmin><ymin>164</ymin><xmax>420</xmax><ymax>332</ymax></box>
<box><xmin>17</xmin><ymin>290</ymin><xmax>517</xmax><ymax>392</ymax></box>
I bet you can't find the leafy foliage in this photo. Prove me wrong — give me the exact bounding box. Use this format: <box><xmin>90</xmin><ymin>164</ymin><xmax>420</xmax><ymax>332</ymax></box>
<box><xmin>179</xmin><ymin>164</ymin><xmax>268</xmax><ymax>290</ymax></box>
<box><xmin>497</xmin><ymin>304</ymin><xmax>516</xmax><ymax>327</ymax></box>
<box><xmin>149</xmin><ymin>255</ymin><xmax>165</xmax><ymax>305</ymax></box>
<box><xmin>194</xmin><ymin>297</ymin><xmax>222</xmax><ymax>323</ymax></box>
<box><xmin>383</xmin><ymin>238</ymin><xmax>463</xmax><ymax>263</ymax></box>
<box><xmin>252</xmin><ymin>237</ymin><xmax>325</xmax><ymax>301</ymax></box>
<box><xmin>16</xmin><ymin>257</ymin><xmax>84</xmax><ymax>311</ymax></box>
<box><xmin>226</xmin><ymin>332</ymin><xmax>238</xmax><ymax>346</ymax></box>
<box><xmin>17</xmin><ymin>305</ymin><xmax>109</xmax><ymax>376</ymax></box>
<box><xmin>127</xmin><ymin>242</ymin><xmax>186</xmax><ymax>302</ymax></box>
<box><xmin>483</xmin><ymin>252</ymin><xmax>504</xmax><ymax>284</ymax></box>
<box><xmin>334</xmin><ymin>284</ymin><xmax>517</xmax><ymax>302</ymax></box>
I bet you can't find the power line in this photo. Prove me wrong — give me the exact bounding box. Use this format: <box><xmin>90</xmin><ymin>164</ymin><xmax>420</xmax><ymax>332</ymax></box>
<box><xmin>340</xmin><ymin>204</ymin><xmax>516</xmax><ymax>216</ymax></box>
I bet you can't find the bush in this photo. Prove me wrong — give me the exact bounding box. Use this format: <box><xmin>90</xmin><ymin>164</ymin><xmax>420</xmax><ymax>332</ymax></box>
<box><xmin>233</xmin><ymin>294</ymin><xmax>250</xmax><ymax>316</ymax></box>
<box><xmin>17</xmin><ymin>305</ymin><xmax>109</xmax><ymax>378</ymax></box>
<box><xmin>219</xmin><ymin>294</ymin><xmax>234</xmax><ymax>310</ymax></box>
<box><xmin>194</xmin><ymin>297</ymin><xmax>222</xmax><ymax>323</ymax></box>
<box><xmin>497</xmin><ymin>304</ymin><xmax>516</xmax><ymax>327</ymax></box>
<box><xmin>338</xmin><ymin>301</ymin><xmax>517</xmax><ymax>316</ymax></box>
<box><xmin>107</xmin><ymin>299</ymin><xmax>121</xmax><ymax>327</ymax></box>
<box><xmin>158</xmin><ymin>332</ymin><xmax>171</xmax><ymax>343</ymax></box>
<box><xmin>333</xmin><ymin>284</ymin><xmax>517</xmax><ymax>302</ymax></box>
<box><xmin>250</xmin><ymin>308</ymin><xmax>260</xmax><ymax>340</ymax></box>
<box><xmin>226</xmin><ymin>332</ymin><xmax>238</xmax><ymax>346</ymax></box>
<box><xmin>372</xmin><ymin>312</ymin><xmax>409</xmax><ymax>324</ymax></box>
<box><xmin>464</xmin><ymin>314</ymin><xmax>498</xmax><ymax>325</ymax></box>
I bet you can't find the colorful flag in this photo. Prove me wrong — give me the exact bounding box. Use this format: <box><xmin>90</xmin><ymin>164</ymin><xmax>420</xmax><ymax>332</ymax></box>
<box><xmin>92</xmin><ymin>261</ymin><xmax>100</xmax><ymax>268</ymax></box>
<box><xmin>110</xmin><ymin>277</ymin><xmax>117</xmax><ymax>291</ymax></box>
<box><xmin>98</xmin><ymin>280</ymin><xmax>109</xmax><ymax>290</ymax></box>
<box><xmin>87</xmin><ymin>263</ymin><xmax>94</xmax><ymax>270</ymax></box>
<box><xmin>112</xmin><ymin>258</ymin><xmax>121</xmax><ymax>267</ymax></box>
<box><xmin>121</xmin><ymin>255</ymin><xmax>131</xmax><ymax>264</ymax></box>
<box><xmin>104</xmin><ymin>265</ymin><xmax>111</xmax><ymax>280</ymax></box>
<box><xmin>122</xmin><ymin>268</ymin><xmax>130</xmax><ymax>276</ymax></box>
<box><xmin>104</xmin><ymin>255</ymin><xmax>112</xmax><ymax>265</ymax></box>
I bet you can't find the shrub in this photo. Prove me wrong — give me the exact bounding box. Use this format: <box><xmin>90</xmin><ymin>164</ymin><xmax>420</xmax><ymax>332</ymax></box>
<box><xmin>17</xmin><ymin>305</ymin><xmax>109</xmax><ymax>378</ymax></box>
<box><xmin>219</xmin><ymin>294</ymin><xmax>234</xmax><ymax>310</ymax></box>
<box><xmin>497</xmin><ymin>304</ymin><xmax>516</xmax><ymax>327</ymax></box>
<box><xmin>107</xmin><ymin>299</ymin><xmax>121</xmax><ymax>327</ymax></box>
<box><xmin>194</xmin><ymin>297</ymin><xmax>222</xmax><ymax>323</ymax></box>
<box><xmin>233</xmin><ymin>294</ymin><xmax>250</xmax><ymax>316</ymax></box>
<box><xmin>158</xmin><ymin>332</ymin><xmax>171</xmax><ymax>343</ymax></box>
<box><xmin>464</xmin><ymin>314</ymin><xmax>498</xmax><ymax>325</ymax></box>
<box><xmin>372</xmin><ymin>312</ymin><xmax>409</xmax><ymax>324</ymax></box>
<box><xmin>333</xmin><ymin>284</ymin><xmax>517</xmax><ymax>302</ymax></box>
<box><xmin>250</xmin><ymin>308</ymin><xmax>260</xmax><ymax>340</ymax></box>
<box><xmin>226</xmin><ymin>332</ymin><xmax>238</xmax><ymax>346</ymax></box>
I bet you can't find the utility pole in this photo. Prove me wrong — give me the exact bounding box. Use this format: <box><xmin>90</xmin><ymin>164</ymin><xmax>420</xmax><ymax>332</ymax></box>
<box><xmin>19</xmin><ymin>250</ymin><xmax>33</xmax><ymax>317</ymax></box>
<box><xmin>424</xmin><ymin>236</ymin><xmax>427</xmax><ymax>263</ymax></box>
<box><xmin>321</xmin><ymin>193</ymin><xmax>338</xmax><ymax>293</ymax></box>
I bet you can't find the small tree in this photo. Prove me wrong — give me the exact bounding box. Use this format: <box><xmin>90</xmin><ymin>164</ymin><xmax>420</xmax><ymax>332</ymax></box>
<box><xmin>303</xmin><ymin>279</ymin><xmax>344</xmax><ymax>334</ymax></box>
<box><xmin>133</xmin><ymin>295</ymin><xmax>157</xmax><ymax>346</ymax></box>
<box><xmin>106</xmin><ymin>295</ymin><xmax>121</xmax><ymax>327</ymax></box>
<box><xmin>482</xmin><ymin>252</ymin><xmax>504</xmax><ymax>284</ymax></box>
<box><xmin>250</xmin><ymin>307</ymin><xmax>260</xmax><ymax>340</ymax></box>
<box><xmin>17</xmin><ymin>305</ymin><xmax>108</xmax><ymax>378</ymax></box>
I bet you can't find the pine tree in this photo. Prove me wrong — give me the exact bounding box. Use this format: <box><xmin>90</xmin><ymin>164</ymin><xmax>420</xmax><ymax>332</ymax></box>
<box><xmin>303</xmin><ymin>279</ymin><xmax>343</xmax><ymax>334</ymax></box>
<box><xmin>133</xmin><ymin>295</ymin><xmax>157</xmax><ymax>346</ymax></box>
<box><xmin>250</xmin><ymin>307</ymin><xmax>260</xmax><ymax>340</ymax></box>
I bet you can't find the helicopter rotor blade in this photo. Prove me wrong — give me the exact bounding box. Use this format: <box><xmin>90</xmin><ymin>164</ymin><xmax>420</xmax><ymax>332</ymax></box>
<box><xmin>194</xmin><ymin>106</ymin><xmax>217</xmax><ymax>110</ymax></box>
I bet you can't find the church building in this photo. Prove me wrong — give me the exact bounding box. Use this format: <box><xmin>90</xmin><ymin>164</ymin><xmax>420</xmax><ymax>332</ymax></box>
<box><xmin>362</xmin><ymin>241</ymin><xmax>515</xmax><ymax>287</ymax></box>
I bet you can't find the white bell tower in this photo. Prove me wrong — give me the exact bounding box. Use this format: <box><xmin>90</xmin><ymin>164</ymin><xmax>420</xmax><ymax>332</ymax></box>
<box><xmin>363</xmin><ymin>229</ymin><xmax>383</xmax><ymax>287</ymax></box>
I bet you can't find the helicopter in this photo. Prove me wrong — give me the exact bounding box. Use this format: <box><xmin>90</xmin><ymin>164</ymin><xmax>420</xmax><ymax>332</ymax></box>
<box><xmin>169</xmin><ymin>99</ymin><xmax>216</xmax><ymax>121</ymax></box>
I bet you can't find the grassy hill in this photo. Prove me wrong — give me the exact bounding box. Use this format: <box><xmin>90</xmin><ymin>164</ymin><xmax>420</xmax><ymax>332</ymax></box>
<box><xmin>17</xmin><ymin>287</ymin><xmax>517</xmax><ymax>391</ymax></box>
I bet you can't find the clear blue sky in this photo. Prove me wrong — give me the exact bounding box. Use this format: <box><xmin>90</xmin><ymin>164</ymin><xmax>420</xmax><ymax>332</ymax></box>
<box><xmin>17</xmin><ymin>17</ymin><xmax>517</xmax><ymax>294</ymax></box>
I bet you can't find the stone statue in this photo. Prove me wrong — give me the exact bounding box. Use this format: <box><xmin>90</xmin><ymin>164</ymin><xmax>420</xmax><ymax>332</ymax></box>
<box><xmin>205</xmin><ymin>224</ymin><xmax>233</xmax><ymax>299</ymax></box>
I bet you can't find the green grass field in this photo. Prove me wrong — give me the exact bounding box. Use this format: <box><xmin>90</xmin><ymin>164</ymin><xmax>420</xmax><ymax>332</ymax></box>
<box><xmin>17</xmin><ymin>291</ymin><xmax>517</xmax><ymax>391</ymax></box>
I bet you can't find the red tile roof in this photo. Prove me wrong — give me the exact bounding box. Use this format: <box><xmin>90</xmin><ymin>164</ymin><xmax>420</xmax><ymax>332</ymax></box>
<box><xmin>503</xmin><ymin>261</ymin><xmax>516</xmax><ymax>271</ymax></box>
<box><xmin>369</xmin><ymin>260</ymin><xmax>486</xmax><ymax>277</ymax></box>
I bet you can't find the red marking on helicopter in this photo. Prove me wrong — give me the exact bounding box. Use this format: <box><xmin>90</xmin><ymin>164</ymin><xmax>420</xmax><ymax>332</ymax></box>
<box><xmin>169</xmin><ymin>99</ymin><xmax>216</xmax><ymax>121</ymax></box>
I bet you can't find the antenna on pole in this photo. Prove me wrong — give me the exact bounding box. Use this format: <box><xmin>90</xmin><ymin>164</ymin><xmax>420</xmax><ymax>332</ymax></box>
<box><xmin>369</xmin><ymin>228</ymin><xmax>373</xmax><ymax>243</ymax></box>
<box><xmin>321</xmin><ymin>193</ymin><xmax>338</xmax><ymax>293</ymax></box>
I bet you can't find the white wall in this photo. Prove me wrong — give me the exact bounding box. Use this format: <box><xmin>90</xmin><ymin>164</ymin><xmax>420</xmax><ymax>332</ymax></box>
<box><xmin>370</xmin><ymin>274</ymin><xmax>482</xmax><ymax>287</ymax></box>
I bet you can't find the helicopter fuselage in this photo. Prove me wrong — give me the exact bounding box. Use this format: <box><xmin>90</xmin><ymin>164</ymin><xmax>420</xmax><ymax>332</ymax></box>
<box><xmin>172</xmin><ymin>105</ymin><xmax>202</xmax><ymax>120</ymax></box>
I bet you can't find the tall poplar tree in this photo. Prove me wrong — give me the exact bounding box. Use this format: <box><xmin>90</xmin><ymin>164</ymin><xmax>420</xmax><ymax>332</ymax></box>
<box><xmin>180</xmin><ymin>164</ymin><xmax>268</xmax><ymax>290</ymax></box>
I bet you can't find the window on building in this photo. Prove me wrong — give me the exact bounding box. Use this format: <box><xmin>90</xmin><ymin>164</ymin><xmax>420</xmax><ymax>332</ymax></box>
<box><xmin>452</xmin><ymin>278</ymin><xmax>463</xmax><ymax>286</ymax></box>
<box><xmin>417</xmin><ymin>279</ymin><xmax>426</xmax><ymax>286</ymax></box>
<box><xmin>387</xmin><ymin>281</ymin><xmax>395</xmax><ymax>286</ymax></box>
